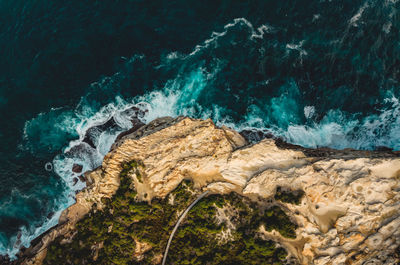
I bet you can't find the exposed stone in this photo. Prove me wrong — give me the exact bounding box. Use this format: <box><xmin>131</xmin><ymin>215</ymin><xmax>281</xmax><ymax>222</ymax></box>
<box><xmin>77</xmin><ymin>175</ymin><xmax>85</xmax><ymax>183</ymax></box>
<box><xmin>239</xmin><ymin>128</ymin><xmax>274</xmax><ymax>143</ymax></box>
<box><xmin>15</xmin><ymin>117</ymin><xmax>400</xmax><ymax>265</ymax></box>
<box><xmin>111</xmin><ymin>116</ymin><xmax>185</xmax><ymax>150</ymax></box>
<box><xmin>133</xmin><ymin>240</ymin><xmax>152</xmax><ymax>261</ymax></box>
<box><xmin>46</xmin><ymin>212</ymin><xmax>54</xmax><ymax>220</ymax></box>
<box><xmin>0</xmin><ymin>254</ymin><xmax>11</xmax><ymax>265</ymax></box>
<box><xmin>82</xmin><ymin>106</ymin><xmax>146</xmax><ymax>149</ymax></box>
<box><xmin>72</xmin><ymin>177</ymin><xmax>78</xmax><ymax>186</ymax></box>
<box><xmin>71</xmin><ymin>164</ymin><xmax>83</xmax><ymax>174</ymax></box>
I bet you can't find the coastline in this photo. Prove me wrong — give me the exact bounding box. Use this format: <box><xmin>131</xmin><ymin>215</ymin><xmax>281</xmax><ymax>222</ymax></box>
<box><xmin>5</xmin><ymin>116</ymin><xmax>400</xmax><ymax>264</ymax></box>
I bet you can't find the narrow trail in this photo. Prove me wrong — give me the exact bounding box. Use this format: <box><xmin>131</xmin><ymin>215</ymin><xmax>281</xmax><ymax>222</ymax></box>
<box><xmin>161</xmin><ymin>190</ymin><xmax>210</xmax><ymax>265</ymax></box>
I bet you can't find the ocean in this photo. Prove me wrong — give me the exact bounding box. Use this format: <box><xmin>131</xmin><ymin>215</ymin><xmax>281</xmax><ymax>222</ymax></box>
<box><xmin>0</xmin><ymin>0</ymin><xmax>399</xmax><ymax>258</ymax></box>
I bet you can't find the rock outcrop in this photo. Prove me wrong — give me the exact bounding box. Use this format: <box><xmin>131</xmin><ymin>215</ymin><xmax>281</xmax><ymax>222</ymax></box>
<box><xmin>15</xmin><ymin>117</ymin><xmax>400</xmax><ymax>264</ymax></box>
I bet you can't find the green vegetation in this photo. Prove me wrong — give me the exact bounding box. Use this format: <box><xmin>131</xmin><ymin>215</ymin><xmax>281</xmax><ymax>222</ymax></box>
<box><xmin>44</xmin><ymin>161</ymin><xmax>298</xmax><ymax>265</ymax></box>
<box><xmin>258</xmin><ymin>206</ymin><xmax>297</xmax><ymax>239</ymax></box>
<box><xmin>168</xmin><ymin>193</ymin><xmax>292</xmax><ymax>265</ymax></box>
<box><xmin>274</xmin><ymin>186</ymin><xmax>305</xmax><ymax>205</ymax></box>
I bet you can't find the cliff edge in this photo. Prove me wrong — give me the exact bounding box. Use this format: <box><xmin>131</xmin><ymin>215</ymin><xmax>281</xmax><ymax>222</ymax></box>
<box><xmin>12</xmin><ymin>117</ymin><xmax>400</xmax><ymax>265</ymax></box>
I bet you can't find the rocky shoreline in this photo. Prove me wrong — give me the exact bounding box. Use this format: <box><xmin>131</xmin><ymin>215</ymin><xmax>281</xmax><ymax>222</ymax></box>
<box><xmin>4</xmin><ymin>117</ymin><xmax>400</xmax><ymax>264</ymax></box>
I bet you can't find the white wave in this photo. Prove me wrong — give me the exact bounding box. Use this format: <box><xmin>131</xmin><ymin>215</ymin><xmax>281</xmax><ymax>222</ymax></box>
<box><xmin>4</xmin><ymin>211</ymin><xmax>63</xmax><ymax>258</ymax></box>
<box><xmin>304</xmin><ymin>106</ymin><xmax>316</xmax><ymax>119</ymax></box>
<box><xmin>349</xmin><ymin>1</ymin><xmax>369</xmax><ymax>26</ymax></box>
<box><xmin>57</xmin><ymin>97</ymin><xmax>139</xmax><ymax>183</ymax></box>
<box><xmin>22</xmin><ymin>108</ymin><xmax>80</xmax><ymax>153</ymax></box>
<box><xmin>4</xmin><ymin>97</ymin><xmax>140</xmax><ymax>258</ymax></box>
<box><xmin>286</xmin><ymin>40</ymin><xmax>308</xmax><ymax>59</ymax></box>
<box><xmin>189</xmin><ymin>17</ymin><xmax>272</xmax><ymax>57</ymax></box>
<box><xmin>12</xmin><ymin>22</ymin><xmax>232</xmax><ymax>256</ymax></box>
<box><xmin>382</xmin><ymin>22</ymin><xmax>392</xmax><ymax>33</ymax></box>
<box><xmin>239</xmin><ymin>93</ymin><xmax>400</xmax><ymax>150</ymax></box>
<box><xmin>252</xmin><ymin>24</ymin><xmax>275</xmax><ymax>39</ymax></box>
<box><xmin>0</xmin><ymin>188</ymin><xmax>70</xmax><ymax>258</ymax></box>
<box><xmin>312</xmin><ymin>14</ymin><xmax>321</xmax><ymax>22</ymax></box>
<box><xmin>8</xmin><ymin>15</ymin><xmax>400</xmax><ymax>259</ymax></box>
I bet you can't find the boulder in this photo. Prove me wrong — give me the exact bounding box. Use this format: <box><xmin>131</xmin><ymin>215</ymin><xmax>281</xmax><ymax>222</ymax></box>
<box><xmin>72</xmin><ymin>177</ymin><xmax>78</xmax><ymax>186</ymax></box>
<box><xmin>72</xmin><ymin>164</ymin><xmax>83</xmax><ymax>173</ymax></box>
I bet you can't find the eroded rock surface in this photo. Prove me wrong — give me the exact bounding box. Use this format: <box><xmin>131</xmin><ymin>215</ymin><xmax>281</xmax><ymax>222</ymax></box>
<box><xmin>16</xmin><ymin>117</ymin><xmax>400</xmax><ymax>265</ymax></box>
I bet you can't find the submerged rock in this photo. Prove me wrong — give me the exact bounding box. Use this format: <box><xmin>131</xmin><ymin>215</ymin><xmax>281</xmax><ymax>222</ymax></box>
<box><xmin>82</xmin><ymin>106</ymin><xmax>146</xmax><ymax>149</ymax></box>
<box><xmin>71</xmin><ymin>164</ymin><xmax>82</xmax><ymax>173</ymax></box>
<box><xmin>46</xmin><ymin>212</ymin><xmax>55</xmax><ymax>220</ymax></box>
<box><xmin>77</xmin><ymin>175</ymin><xmax>85</xmax><ymax>183</ymax></box>
<box><xmin>16</xmin><ymin>117</ymin><xmax>400</xmax><ymax>265</ymax></box>
<box><xmin>239</xmin><ymin>128</ymin><xmax>274</xmax><ymax>143</ymax></box>
<box><xmin>0</xmin><ymin>254</ymin><xmax>11</xmax><ymax>264</ymax></box>
<box><xmin>72</xmin><ymin>177</ymin><xmax>78</xmax><ymax>186</ymax></box>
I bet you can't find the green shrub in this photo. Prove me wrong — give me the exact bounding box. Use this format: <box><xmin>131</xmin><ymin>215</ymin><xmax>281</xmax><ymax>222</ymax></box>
<box><xmin>274</xmin><ymin>186</ymin><xmax>304</xmax><ymax>205</ymax></box>
<box><xmin>44</xmin><ymin>161</ymin><xmax>295</xmax><ymax>264</ymax></box>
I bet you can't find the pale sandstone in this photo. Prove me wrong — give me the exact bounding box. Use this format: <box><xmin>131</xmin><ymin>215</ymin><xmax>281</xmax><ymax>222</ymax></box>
<box><xmin>20</xmin><ymin>117</ymin><xmax>400</xmax><ymax>265</ymax></box>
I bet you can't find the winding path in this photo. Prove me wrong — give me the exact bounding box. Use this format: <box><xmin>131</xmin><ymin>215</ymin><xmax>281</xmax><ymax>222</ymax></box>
<box><xmin>161</xmin><ymin>190</ymin><xmax>210</xmax><ymax>265</ymax></box>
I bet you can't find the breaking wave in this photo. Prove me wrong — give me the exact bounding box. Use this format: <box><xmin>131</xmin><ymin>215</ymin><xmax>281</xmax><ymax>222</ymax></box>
<box><xmin>3</xmin><ymin>4</ymin><xmax>400</xmax><ymax>258</ymax></box>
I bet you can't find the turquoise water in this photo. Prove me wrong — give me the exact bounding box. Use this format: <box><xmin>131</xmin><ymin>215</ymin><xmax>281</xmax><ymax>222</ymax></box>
<box><xmin>1</xmin><ymin>0</ymin><xmax>400</xmax><ymax>258</ymax></box>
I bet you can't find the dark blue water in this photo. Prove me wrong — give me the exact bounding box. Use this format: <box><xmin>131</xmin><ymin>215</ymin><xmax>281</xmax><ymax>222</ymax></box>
<box><xmin>1</xmin><ymin>0</ymin><xmax>400</xmax><ymax>258</ymax></box>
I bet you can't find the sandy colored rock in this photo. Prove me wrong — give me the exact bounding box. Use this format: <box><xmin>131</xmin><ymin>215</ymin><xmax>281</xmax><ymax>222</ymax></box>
<box><xmin>17</xmin><ymin>117</ymin><xmax>400</xmax><ymax>265</ymax></box>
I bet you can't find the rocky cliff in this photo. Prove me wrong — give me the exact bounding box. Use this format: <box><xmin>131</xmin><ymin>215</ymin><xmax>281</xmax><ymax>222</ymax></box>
<box><xmin>12</xmin><ymin>117</ymin><xmax>400</xmax><ymax>265</ymax></box>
